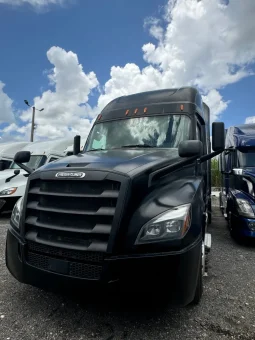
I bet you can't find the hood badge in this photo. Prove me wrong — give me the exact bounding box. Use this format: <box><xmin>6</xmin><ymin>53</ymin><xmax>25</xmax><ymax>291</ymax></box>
<box><xmin>55</xmin><ymin>172</ymin><xmax>86</xmax><ymax>178</ymax></box>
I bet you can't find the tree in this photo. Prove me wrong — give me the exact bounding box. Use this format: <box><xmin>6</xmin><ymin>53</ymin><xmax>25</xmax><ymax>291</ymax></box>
<box><xmin>211</xmin><ymin>157</ymin><xmax>221</xmax><ymax>188</ymax></box>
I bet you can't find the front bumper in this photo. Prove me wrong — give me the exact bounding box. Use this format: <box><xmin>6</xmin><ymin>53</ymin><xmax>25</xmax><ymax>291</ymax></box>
<box><xmin>6</xmin><ymin>227</ymin><xmax>202</xmax><ymax>306</ymax></box>
<box><xmin>234</xmin><ymin>216</ymin><xmax>255</xmax><ymax>238</ymax></box>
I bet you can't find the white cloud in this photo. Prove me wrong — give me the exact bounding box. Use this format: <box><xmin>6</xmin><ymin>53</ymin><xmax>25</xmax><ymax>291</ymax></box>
<box><xmin>2</xmin><ymin>0</ymin><xmax>255</xmax><ymax>141</ymax></box>
<box><xmin>0</xmin><ymin>0</ymin><xmax>70</xmax><ymax>8</ymax></box>
<box><xmin>0</xmin><ymin>82</ymin><xmax>15</xmax><ymax>125</ymax></box>
<box><xmin>98</xmin><ymin>0</ymin><xmax>255</xmax><ymax>121</ymax></box>
<box><xmin>202</xmin><ymin>90</ymin><xmax>229</xmax><ymax>122</ymax></box>
<box><xmin>245</xmin><ymin>116</ymin><xmax>255</xmax><ymax>124</ymax></box>
<box><xmin>15</xmin><ymin>46</ymin><xmax>99</xmax><ymax>141</ymax></box>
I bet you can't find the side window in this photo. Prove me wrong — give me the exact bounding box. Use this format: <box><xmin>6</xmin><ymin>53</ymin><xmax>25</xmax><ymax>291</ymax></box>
<box><xmin>48</xmin><ymin>157</ymin><xmax>58</xmax><ymax>163</ymax></box>
<box><xmin>196</xmin><ymin>124</ymin><xmax>201</xmax><ymax>141</ymax></box>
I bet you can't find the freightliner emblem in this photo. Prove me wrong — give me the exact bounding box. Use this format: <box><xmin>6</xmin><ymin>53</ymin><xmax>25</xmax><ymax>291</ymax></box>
<box><xmin>55</xmin><ymin>172</ymin><xmax>86</xmax><ymax>178</ymax></box>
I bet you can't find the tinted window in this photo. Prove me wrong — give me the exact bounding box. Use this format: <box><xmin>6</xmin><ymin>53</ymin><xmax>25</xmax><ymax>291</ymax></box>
<box><xmin>49</xmin><ymin>157</ymin><xmax>58</xmax><ymax>163</ymax></box>
<box><xmin>237</xmin><ymin>150</ymin><xmax>255</xmax><ymax>167</ymax></box>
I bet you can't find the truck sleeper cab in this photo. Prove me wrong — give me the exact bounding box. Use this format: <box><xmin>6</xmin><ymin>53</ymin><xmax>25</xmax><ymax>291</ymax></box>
<box><xmin>0</xmin><ymin>138</ymin><xmax>73</xmax><ymax>214</ymax></box>
<box><xmin>6</xmin><ymin>87</ymin><xmax>225</xmax><ymax>306</ymax></box>
<box><xmin>219</xmin><ymin>124</ymin><xmax>255</xmax><ymax>239</ymax></box>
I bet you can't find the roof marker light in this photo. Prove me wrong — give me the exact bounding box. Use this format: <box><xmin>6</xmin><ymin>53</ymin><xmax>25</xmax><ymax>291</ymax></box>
<box><xmin>97</xmin><ymin>114</ymin><xmax>102</xmax><ymax>120</ymax></box>
<box><xmin>144</xmin><ymin>107</ymin><xmax>148</xmax><ymax>113</ymax></box>
<box><xmin>125</xmin><ymin>110</ymin><xmax>129</xmax><ymax>115</ymax></box>
<box><xmin>134</xmin><ymin>108</ymin><xmax>138</xmax><ymax>114</ymax></box>
<box><xmin>180</xmin><ymin>105</ymin><xmax>184</xmax><ymax>111</ymax></box>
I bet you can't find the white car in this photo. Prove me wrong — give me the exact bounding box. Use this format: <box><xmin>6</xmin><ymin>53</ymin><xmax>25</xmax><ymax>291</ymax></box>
<box><xmin>0</xmin><ymin>138</ymin><xmax>74</xmax><ymax>214</ymax></box>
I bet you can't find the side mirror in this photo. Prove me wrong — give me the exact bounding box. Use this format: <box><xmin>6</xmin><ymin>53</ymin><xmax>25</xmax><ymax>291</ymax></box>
<box><xmin>212</xmin><ymin>122</ymin><xmax>225</xmax><ymax>151</ymax></box>
<box><xmin>14</xmin><ymin>169</ymin><xmax>20</xmax><ymax>175</ymax></box>
<box><xmin>179</xmin><ymin>140</ymin><xmax>203</xmax><ymax>158</ymax></box>
<box><xmin>14</xmin><ymin>151</ymin><xmax>31</xmax><ymax>164</ymax></box>
<box><xmin>73</xmin><ymin>135</ymin><xmax>81</xmax><ymax>155</ymax></box>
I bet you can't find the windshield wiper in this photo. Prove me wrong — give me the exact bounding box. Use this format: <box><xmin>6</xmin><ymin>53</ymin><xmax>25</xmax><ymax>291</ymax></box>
<box><xmin>86</xmin><ymin>145</ymin><xmax>154</xmax><ymax>152</ymax></box>
<box><xmin>121</xmin><ymin>144</ymin><xmax>153</xmax><ymax>148</ymax></box>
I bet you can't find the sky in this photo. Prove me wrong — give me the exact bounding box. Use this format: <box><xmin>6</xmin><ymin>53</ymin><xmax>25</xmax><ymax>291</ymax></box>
<box><xmin>0</xmin><ymin>0</ymin><xmax>255</xmax><ymax>142</ymax></box>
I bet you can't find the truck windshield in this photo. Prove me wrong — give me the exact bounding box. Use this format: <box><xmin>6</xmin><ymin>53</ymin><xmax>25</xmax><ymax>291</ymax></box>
<box><xmin>10</xmin><ymin>155</ymin><xmax>47</xmax><ymax>170</ymax></box>
<box><xmin>237</xmin><ymin>150</ymin><xmax>255</xmax><ymax>167</ymax></box>
<box><xmin>85</xmin><ymin>115</ymin><xmax>191</xmax><ymax>151</ymax></box>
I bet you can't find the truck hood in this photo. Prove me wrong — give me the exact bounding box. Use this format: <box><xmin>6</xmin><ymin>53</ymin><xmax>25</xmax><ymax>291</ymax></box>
<box><xmin>0</xmin><ymin>168</ymin><xmax>26</xmax><ymax>179</ymax></box>
<box><xmin>44</xmin><ymin>148</ymin><xmax>182</xmax><ymax>175</ymax></box>
<box><xmin>243</xmin><ymin>168</ymin><xmax>255</xmax><ymax>177</ymax></box>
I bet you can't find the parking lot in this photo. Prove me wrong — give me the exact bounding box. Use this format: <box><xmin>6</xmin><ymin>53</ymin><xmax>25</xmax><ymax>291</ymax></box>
<box><xmin>0</xmin><ymin>207</ymin><xmax>255</xmax><ymax>340</ymax></box>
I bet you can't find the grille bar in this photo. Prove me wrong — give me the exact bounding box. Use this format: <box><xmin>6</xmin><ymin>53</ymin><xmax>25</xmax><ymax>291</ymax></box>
<box><xmin>27</xmin><ymin>241</ymin><xmax>105</xmax><ymax>263</ymax></box>
<box><xmin>28</xmin><ymin>187</ymin><xmax>119</xmax><ymax>198</ymax></box>
<box><xmin>26</xmin><ymin>231</ymin><xmax>108</xmax><ymax>252</ymax></box>
<box><xmin>26</xmin><ymin>216</ymin><xmax>112</xmax><ymax>235</ymax></box>
<box><xmin>27</xmin><ymin>201</ymin><xmax>116</xmax><ymax>216</ymax></box>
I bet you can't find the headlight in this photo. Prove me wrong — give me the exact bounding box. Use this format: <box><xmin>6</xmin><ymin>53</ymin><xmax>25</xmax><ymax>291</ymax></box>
<box><xmin>135</xmin><ymin>204</ymin><xmax>191</xmax><ymax>244</ymax></box>
<box><xmin>236</xmin><ymin>198</ymin><xmax>255</xmax><ymax>218</ymax></box>
<box><xmin>0</xmin><ymin>187</ymin><xmax>17</xmax><ymax>195</ymax></box>
<box><xmin>11</xmin><ymin>197</ymin><xmax>23</xmax><ymax>230</ymax></box>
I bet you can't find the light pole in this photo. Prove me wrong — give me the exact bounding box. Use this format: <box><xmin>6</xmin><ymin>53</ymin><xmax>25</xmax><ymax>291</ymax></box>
<box><xmin>24</xmin><ymin>100</ymin><xmax>44</xmax><ymax>142</ymax></box>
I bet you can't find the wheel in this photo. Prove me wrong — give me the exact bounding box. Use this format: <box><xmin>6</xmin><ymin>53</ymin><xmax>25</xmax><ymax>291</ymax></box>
<box><xmin>228</xmin><ymin>211</ymin><xmax>235</xmax><ymax>233</ymax></box>
<box><xmin>228</xmin><ymin>212</ymin><xmax>244</xmax><ymax>243</ymax></box>
<box><xmin>191</xmin><ymin>244</ymin><xmax>204</xmax><ymax>305</ymax></box>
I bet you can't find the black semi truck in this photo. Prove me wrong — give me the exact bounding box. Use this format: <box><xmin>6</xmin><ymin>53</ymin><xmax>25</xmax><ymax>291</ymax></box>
<box><xmin>6</xmin><ymin>87</ymin><xmax>225</xmax><ymax>306</ymax></box>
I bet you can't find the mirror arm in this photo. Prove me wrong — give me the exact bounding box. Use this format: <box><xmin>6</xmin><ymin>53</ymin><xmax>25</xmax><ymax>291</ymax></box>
<box><xmin>15</xmin><ymin>163</ymin><xmax>33</xmax><ymax>174</ymax></box>
<box><xmin>5</xmin><ymin>170</ymin><xmax>20</xmax><ymax>183</ymax></box>
<box><xmin>199</xmin><ymin>149</ymin><xmax>224</xmax><ymax>163</ymax></box>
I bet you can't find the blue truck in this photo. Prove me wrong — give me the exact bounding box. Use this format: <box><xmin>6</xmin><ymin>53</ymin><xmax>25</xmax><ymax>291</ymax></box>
<box><xmin>219</xmin><ymin>124</ymin><xmax>255</xmax><ymax>239</ymax></box>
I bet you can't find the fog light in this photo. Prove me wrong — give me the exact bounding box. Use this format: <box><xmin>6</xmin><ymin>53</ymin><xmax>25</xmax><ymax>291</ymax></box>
<box><xmin>248</xmin><ymin>222</ymin><xmax>255</xmax><ymax>231</ymax></box>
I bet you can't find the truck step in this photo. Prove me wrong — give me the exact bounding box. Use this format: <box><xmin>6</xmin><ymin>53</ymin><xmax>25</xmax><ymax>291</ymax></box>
<box><xmin>204</xmin><ymin>233</ymin><xmax>211</xmax><ymax>253</ymax></box>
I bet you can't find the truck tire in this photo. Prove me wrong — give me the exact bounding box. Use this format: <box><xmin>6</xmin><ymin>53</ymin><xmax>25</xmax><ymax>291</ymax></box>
<box><xmin>228</xmin><ymin>211</ymin><xmax>244</xmax><ymax>243</ymax></box>
<box><xmin>191</xmin><ymin>250</ymin><xmax>203</xmax><ymax>305</ymax></box>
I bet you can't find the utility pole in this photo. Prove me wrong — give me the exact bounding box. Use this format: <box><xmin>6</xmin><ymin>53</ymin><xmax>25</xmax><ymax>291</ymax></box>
<box><xmin>31</xmin><ymin>106</ymin><xmax>35</xmax><ymax>142</ymax></box>
<box><xmin>24</xmin><ymin>100</ymin><xmax>44</xmax><ymax>142</ymax></box>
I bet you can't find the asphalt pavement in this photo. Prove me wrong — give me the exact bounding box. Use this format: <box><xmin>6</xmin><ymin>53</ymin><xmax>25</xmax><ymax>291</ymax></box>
<box><xmin>0</xmin><ymin>207</ymin><xmax>255</xmax><ymax>340</ymax></box>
